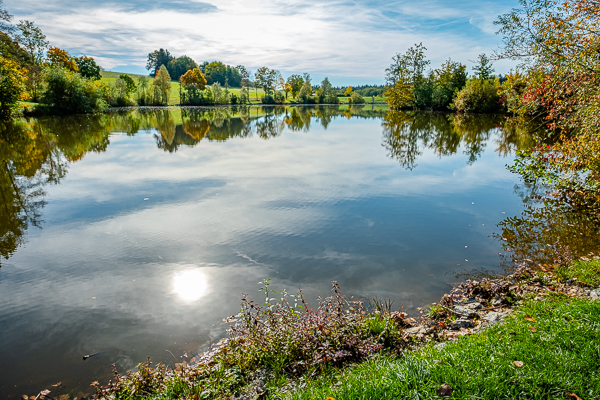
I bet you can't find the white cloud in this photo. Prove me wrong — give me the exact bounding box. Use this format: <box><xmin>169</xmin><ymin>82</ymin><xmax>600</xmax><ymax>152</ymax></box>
<box><xmin>5</xmin><ymin>0</ymin><xmax>521</xmax><ymax>82</ymax></box>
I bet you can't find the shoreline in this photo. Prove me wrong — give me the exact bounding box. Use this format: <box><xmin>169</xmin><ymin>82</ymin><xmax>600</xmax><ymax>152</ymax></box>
<box><xmin>24</xmin><ymin>258</ymin><xmax>599</xmax><ymax>400</ymax></box>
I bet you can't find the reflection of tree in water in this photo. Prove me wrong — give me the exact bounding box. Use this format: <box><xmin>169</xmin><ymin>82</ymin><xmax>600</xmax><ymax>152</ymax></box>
<box><xmin>0</xmin><ymin>116</ymin><xmax>112</xmax><ymax>266</ymax></box>
<box><xmin>496</xmin><ymin>183</ymin><xmax>600</xmax><ymax>271</ymax></box>
<box><xmin>382</xmin><ymin>111</ymin><xmax>529</xmax><ymax>170</ymax></box>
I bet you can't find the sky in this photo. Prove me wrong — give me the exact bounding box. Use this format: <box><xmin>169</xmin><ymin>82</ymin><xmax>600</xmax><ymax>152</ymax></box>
<box><xmin>5</xmin><ymin>0</ymin><xmax>521</xmax><ymax>86</ymax></box>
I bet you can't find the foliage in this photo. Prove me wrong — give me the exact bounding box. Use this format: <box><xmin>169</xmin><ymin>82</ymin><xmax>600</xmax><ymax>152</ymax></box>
<box><xmin>40</xmin><ymin>65</ymin><xmax>107</xmax><ymax>114</ymax></box>
<box><xmin>349</xmin><ymin>92</ymin><xmax>364</xmax><ymax>104</ymax></box>
<box><xmin>238</xmin><ymin>86</ymin><xmax>249</xmax><ymax>104</ymax></box>
<box><xmin>385</xmin><ymin>43</ymin><xmax>430</xmax><ymax>109</ymax></box>
<box><xmin>344</xmin><ymin>86</ymin><xmax>353</xmax><ymax>97</ymax></box>
<box><xmin>167</xmin><ymin>55</ymin><xmax>197</xmax><ymax>81</ymax></box>
<box><xmin>235</xmin><ymin>65</ymin><xmax>251</xmax><ymax>87</ymax></box>
<box><xmin>204</xmin><ymin>61</ymin><xmax>242</xmax><ymax>87</ymax></box>
<box><xmin>179</xmin><ymin>68</ymin><xmax>211</xmax><ymax>105</ymax></box>
<box><xmin>287</xmin><ymin>74</ymin><xmax>304</xmax><ymax>98</ymax></box>
<box><xmin>153</xmin><ymin>65</ymin><xmax>171</xmax><ymax>105</ymax></box>
<box><xmin>453</xmin><ymin>78</ymin><xmax>502</xmax><ymax>113</ymax></box>
<box><xmin>254</xmin><ymin>66</ymin><xmax>278</xmax><ymax>96</ymax></box>
<box><xmin>14</xmin><ymin>20</ymin><xmax>47</xmax><ymax>65</ymax></box>
<box><xmin>46</xmin><ymin>47</ymin><xmax>78</xmax><ymax>71</ymax></box>
<box><xmin>0</xmin><ymin>32</ymin><xmax>31</xmax><ymax>66</ymax></box>
<box><xmin>498</xmin><ymin>71</ymin><xmax>530</xmax><ymax>116</ymax></box>
<box><xmin>471</xmin><ymin>53</ymin><xmax>495</xmax><ymax>81</ymax></box>
<box><xmin>119</xmin><ymin>74</ymin><xmax>136</xmax><ymax>94</ymax></box>
<box><xmin>75</xmin><ymin>56</ymin><xmax>101</xmax><ymax>80</ymax></box>
<box><xmin>107</xmin><ymin>78</ymin><xmax>134</xmax><ymax>107</ymax></box>
<box><xmin>146</xmin><ymin>48</ymin><xmax>174</xmax><ymax>76</ymax></box>
<box><xmin>180</xmin><ymin>68</ymin><xmax>207</xmax><ymax>89</ymax></box>
<box><xmin>296</xmin><ymin>75</ymin><xmax>313</xmax><ymax>104</ymax></box>
<box><xmin>495</xmin><ymin>0</ymin><xmax>600</xmax><ymax>229</ymax></box>
<box><xmin>0</xmin><ymin>55</ymin><xmax>28</xmax><ymax>118</ymax></box>
<box><xmin>210</xmin><ymin>82</ymin><xmax>228</xmax><ymax>105</ymax></box>
<box><xmin>431</xmin><ymin>59</ymin><xmax>467</xmax><ymax>110</ymax></box>
<box><xmin>316</xmin><ymin>77</ymin><xmax>338</xmax><ymax>104</ymax></box>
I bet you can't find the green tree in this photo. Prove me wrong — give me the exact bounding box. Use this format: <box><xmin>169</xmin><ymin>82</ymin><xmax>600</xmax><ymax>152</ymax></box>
<box><xmin>119</xmin><ymin>74</ymin><xmax>136</xmax><ymax>95</ymax></box>
<box><xmin>0</xmin><ymin>56</ymin><xmax>27</xmax><ymax>119</ymax></box>
<box><xmin>296</xmin><ymin>75</ymin><xmax>313</xmax><ymax>104</ymax></box>
<box><xmin>385</xmin><ymin>43</ymin><xmax>430</xmax><ymax>109</ymax></box>
<box><xmin>14</xmin><ymin>20</ymin><xmax>47</xmax><ymax>64</ymax></box>
<box><xmin>287</xmin><ymin>74</ymin><xmax>304</xmax><ymax>98</ymax></box>
<box><xmin>317</xmin><ymin>77</ymin><xmax>338</xmax><ymax>104</ymax></box>
<box><xmin>166</xmin><ymin>55</ymin><xmax>197</xmax><ymax>81</ymax></box>
<box><xmin>431</xmin><ymin>59</ymin><xmax>467</xmax><ymax>110</ymax></box>
<box><xmin>146</xmin><ymin>48</ymin><xmax>174</xmax><ymax>76</ymax></box>
<box><xmin>235</xmin><ymin>65</ymin><xmax>251</xmax><ymax>87</ymax></box>
<box><xmin>471</xmin><ymin>53</ymin><xmax>495</xmax><ymax>81</ymax></box>
<box><xmin>153</xmin><ymin>65</ymin><xmax>171</xmax><ymax>105</ymax></box>
<box><xmin>239</xmin><ymin>86</ymin><xmax>249</xmax><ymax>104</ymax></box>
<box><xmin>14</xmin><ymin>20</ymin><xmax>46</xmax><ymax>101</ymax></box>
<box><xmin>75</xmin><ymin>56</ymin><xmax>101</xmax><ymax>80</ymax></box>
<box><xmin>254</xmin><ymin>66</ymin><xmax>278</xmax><ymax>95</ymax></box>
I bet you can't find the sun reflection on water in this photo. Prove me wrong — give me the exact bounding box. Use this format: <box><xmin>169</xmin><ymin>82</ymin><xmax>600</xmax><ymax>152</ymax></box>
<box><xmin>173</xmin><ymin>269</ymin><xmax>208</xmax><ymax>303</ymax></box>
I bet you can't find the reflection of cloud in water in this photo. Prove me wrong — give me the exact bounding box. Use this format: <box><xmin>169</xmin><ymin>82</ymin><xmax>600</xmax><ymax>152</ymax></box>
<box><xmin>173</xmin><ymin>268</ymin><xmax>209</xmax><ymax>303</ymax></box>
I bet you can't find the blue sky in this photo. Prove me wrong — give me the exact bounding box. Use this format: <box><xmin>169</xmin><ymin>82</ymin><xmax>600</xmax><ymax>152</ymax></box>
<box><xmin>5</xmin><ymin>0</ymin><xmax>520</xmax><ymax>85</ymax></box>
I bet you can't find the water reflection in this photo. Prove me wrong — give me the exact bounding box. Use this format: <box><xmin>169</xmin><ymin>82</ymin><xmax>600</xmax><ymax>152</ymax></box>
<box><xmin>173</xmin><ymin>269</ymin><xmax>209</xmax><ymax>303</ymax></box>
<box><xmin>0</xmin><ymin>106</ymin><xmax>531</xmax><ymax>268</ymax></box>
<box><xmin>496</xmin><ymin>180</ymin><xmax>600</xmax><ymax>269</ymax></box>
<box><xmin>382</xmin><ymin>111</ymin><xmax>534</xmax><ymax>170</ymax></box>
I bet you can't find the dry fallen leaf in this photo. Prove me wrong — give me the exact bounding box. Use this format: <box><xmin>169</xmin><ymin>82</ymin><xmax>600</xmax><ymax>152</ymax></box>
<box><xmin>565</xmin><ymin>391</ymin><xmax>583</xmax><ymax>400</ymax></box>
<box><xmin>528</xmin><ymin>326</ymin><xmax>536</xmax><ymax>332</ymax></box>
<box><xmin>524</xmin><ymin>314</ymin><xmax>537</xmax><ymax>323</ymax></box>
<box><xmin>513</xmin><ymin>361</ymin><xmax>524</xmax><ymax>368</ymax></box>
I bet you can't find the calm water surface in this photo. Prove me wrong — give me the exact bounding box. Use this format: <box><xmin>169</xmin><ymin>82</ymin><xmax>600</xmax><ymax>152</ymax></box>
<box><xmin>0</xmin><ymin>106</ymin><xmax>531</xmax><ymax>397</ymax></box>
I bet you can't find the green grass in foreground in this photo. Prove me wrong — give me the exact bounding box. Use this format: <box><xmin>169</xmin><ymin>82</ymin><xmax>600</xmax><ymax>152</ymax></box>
<box><xmin>556</xmin><ymin>260</ymin><xmax>600</xmax><ymax>287</ymax></box>
<box><xmin>283</xmin><ymin>296</ymin><xmax>600</xmax><ymax>400</ymax></box>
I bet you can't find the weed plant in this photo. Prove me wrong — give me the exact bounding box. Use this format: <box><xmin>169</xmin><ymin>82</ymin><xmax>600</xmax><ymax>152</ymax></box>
<box><xmin>94</xmin><ymin>281</ymin><xmax>404</xmax><ymax>400</ymax></box>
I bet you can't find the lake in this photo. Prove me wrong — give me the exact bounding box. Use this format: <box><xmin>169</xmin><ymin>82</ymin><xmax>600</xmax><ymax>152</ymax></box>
<box><xmin>0</xmin><ymin>106</ymin><xmax>532</xmax><ymax>398</ymax></box>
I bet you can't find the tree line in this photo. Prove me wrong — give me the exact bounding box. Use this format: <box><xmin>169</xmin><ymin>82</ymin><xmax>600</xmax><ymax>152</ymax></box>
<box><xmin>384</xmin><ymin>43</ymin><xmax>505</xmax><ymax>113</ymax></box>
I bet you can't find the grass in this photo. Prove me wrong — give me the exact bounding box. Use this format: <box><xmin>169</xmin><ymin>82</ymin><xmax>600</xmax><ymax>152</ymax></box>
<box><xmin>284</xmin><ymin>294</ymin><xmax>600</xmax><ymax>400</ymax></box>
<box><xmin>556</xmin><ymin>259</ymin><xmax>600</xmax><ymax>287</ymax></box>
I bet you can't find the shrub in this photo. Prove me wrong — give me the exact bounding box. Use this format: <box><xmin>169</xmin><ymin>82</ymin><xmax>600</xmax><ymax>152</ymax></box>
<box><xmin>210</xmin><ymin>82</ymin><xmax>228</xmax><ymax>105</ymax></box>
<box><xmin>40</xmin><ymin>66</ymin><xmax>107</xmax><ymax>114</ymax></box>
<box><xmin>350</xmin><ymin>92</ymin><xmax>365</xmax><ymax>104</ymax></box>
<box><xmin>453</xmin><ymin>78</ymin><xmax>502</xmax><ymax>113</ymax></box>
<box><xmin>107</xmin><ymin>78</ymin><xmax>135</xmax><ymax>107</ymax></box>
<box><xmin>261</xmin><ymin>94</ymin><xmax>275</xmax><ymax>104</ymax></box>
<box><xmin>222</xmin><ymin>280</ymin><xmax>402</xmax><ymax>375</ymax></box>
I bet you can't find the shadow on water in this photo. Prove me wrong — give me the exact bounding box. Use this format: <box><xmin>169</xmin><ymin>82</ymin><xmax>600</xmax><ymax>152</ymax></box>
<box><xmin>0</xmin><ymin>106</ymin><xmax>537</xmax><ymax>269</ymax></box>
